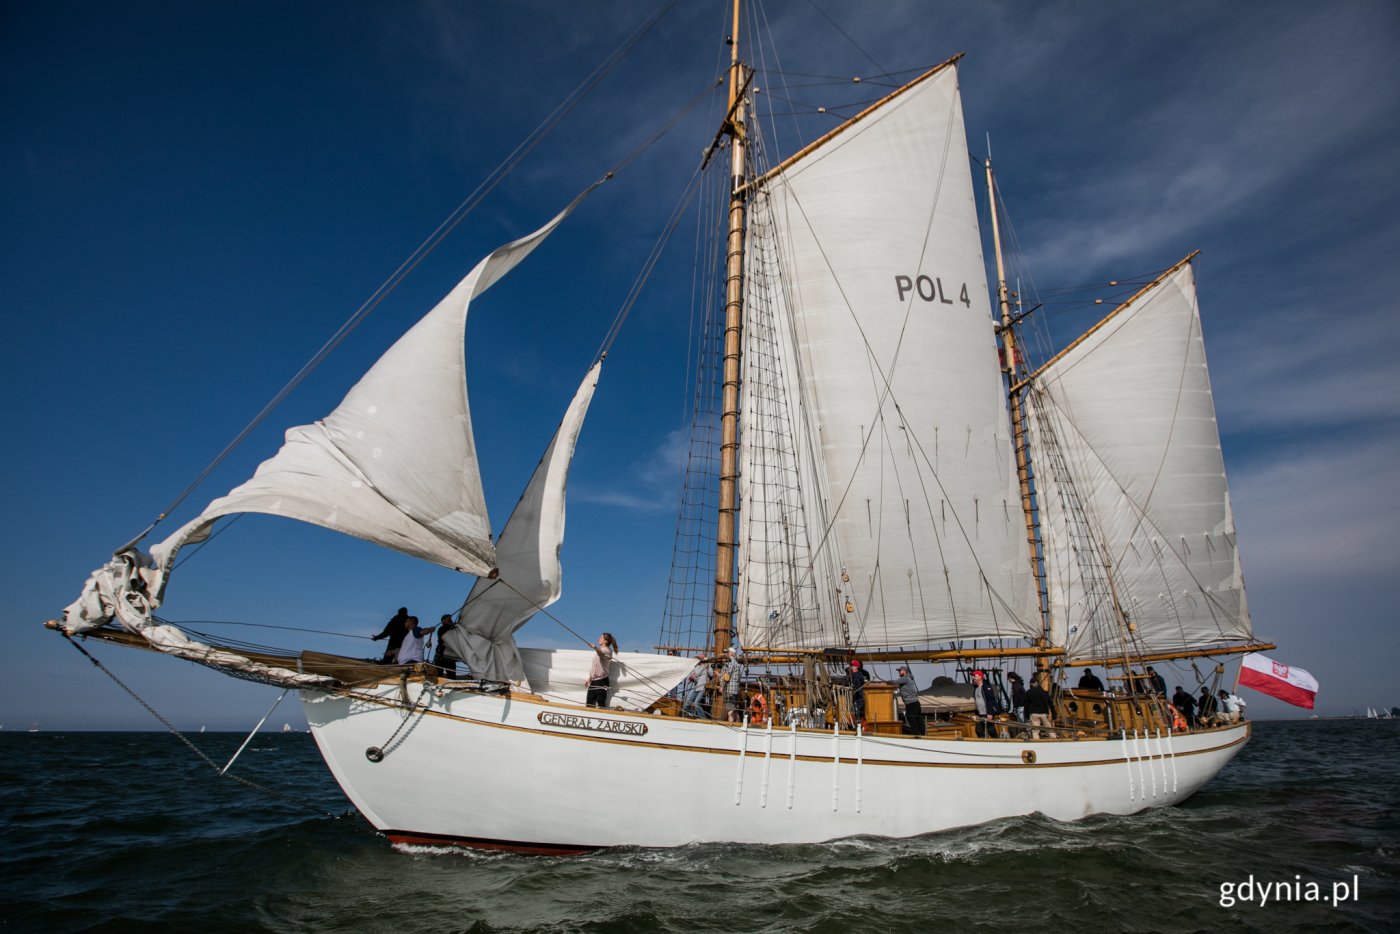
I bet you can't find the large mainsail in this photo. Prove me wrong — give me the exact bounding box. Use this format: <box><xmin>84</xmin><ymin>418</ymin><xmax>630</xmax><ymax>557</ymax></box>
<box><xmin>61</xmin><ymin>190</ymin><xmax>597</xmax><ymax>652</ymax></box>
<box><xmin>443</xmin><ymin>362</ymin><xmax>603</xmax><ymax>683</ymax></box>
<box><xmin>1025</xmin><ymin>259</ymin><xmax>1251</xmax><ymax>660</ymax></box>
<box><xmin>737</xmin><ymin>61</ymin><xmax>1039</xmax><ymax>650</ymax></box>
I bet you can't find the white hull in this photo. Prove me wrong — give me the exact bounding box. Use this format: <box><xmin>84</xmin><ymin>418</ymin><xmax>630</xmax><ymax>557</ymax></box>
<box><xmin>303</xmin><ymin>683</ymin><xmax>1249</xmax><ymax>853</ymax></box>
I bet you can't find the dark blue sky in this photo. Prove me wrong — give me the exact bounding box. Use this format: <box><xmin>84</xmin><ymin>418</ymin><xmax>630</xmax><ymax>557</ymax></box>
<box><xmin>4</xmin><ymin>1</ymin><xmax>1398</xmax><ymax>729</ymax></box>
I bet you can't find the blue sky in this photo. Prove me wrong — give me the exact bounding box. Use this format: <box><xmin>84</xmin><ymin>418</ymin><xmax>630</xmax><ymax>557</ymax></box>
<box><xmin>4</xmin><ymin>1</ymin><xmax>1397</xmax><ymax>730</ymax></box>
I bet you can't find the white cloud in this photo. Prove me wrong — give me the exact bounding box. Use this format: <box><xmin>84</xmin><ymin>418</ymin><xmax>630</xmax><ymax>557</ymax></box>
<box><xmin>994</xmin><ymin>3</ymin><xmax>1400</xmax><ymax>275</ymax></box>
<box><xmin>574</xmin><ymin>424</ymin><xmax>689</xmax><ymax>513</ymax></box>
<box><xmin>1231</xmin><ymin>433</ymin><xmax>1400</xmax><ymax>582</ymax></box>
<box><xmin>1210</xmin><ymin>300</ymin><xmax>1400</xmax><ymax>431</ymax></box>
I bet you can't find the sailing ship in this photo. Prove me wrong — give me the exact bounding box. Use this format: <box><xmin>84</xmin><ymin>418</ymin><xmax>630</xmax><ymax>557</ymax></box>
<box><xmin>48</xmin><ymin>9</ymin><xmax>1273</xmax><ymax>853</ymax></box>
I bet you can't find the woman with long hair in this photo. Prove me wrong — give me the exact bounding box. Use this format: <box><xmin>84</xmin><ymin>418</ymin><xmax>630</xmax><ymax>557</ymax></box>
<box><xmin>585</xmin><ymin>632</ymin><xmax>618</xmax><ymax>708</ymax></box>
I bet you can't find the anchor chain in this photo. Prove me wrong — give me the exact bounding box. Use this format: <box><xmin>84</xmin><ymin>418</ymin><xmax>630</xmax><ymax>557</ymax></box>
<box><xmin>365</xmin><ymin>678</ymin><xmax>434</xmax><ymax>763</ymax></box>
<box><xmin>62</xmin><ymin>634</ymin><xmax>345</xmax><ymax>819</ymax></box>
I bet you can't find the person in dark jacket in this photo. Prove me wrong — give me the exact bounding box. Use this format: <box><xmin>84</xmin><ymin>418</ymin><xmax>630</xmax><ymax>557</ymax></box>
<box><xmin>971</xmin><ymin>670</ymin><xmax>1002</xmax><ymax>738</ymax></box>
<box><xmin>433</xmin><ymin>613</ymin><xmax>462</xmax><ymax>677</ymax></box>
<box><xmin>1198</xmin><ymin>686</ymin><xmax>1219</xmax><ymax>723</ymax></box>
<box><xmin>894</xmin><ymin>665</ymin><xmax>925</xmax><ymax>736</ymax></box>
<box><xmin>1023</xmin><ymin>673</ymin><xmax>1056</xmax><ymax>739</ymax></box>
<box><xmin>1172</xmin><ymin>685</ymin><xmax>1198</xmax><ymax>727</ymax></box>
<box><xmin>1146</xmin><ymin>666</ymin><xmax>1167</xmax><ymax>695</ymax></box>
<box><xmin>1007</xmin><ymin>671</ymin><xmax>1027</xmax><ymax>721</ymax></box>
<box><xmin>371</xmin><ymin>607</ymin><xmax>409</xmax><ymax>663</ymax></box>
<box><xmin>848</xmin><ymin>658</ymin><xmax>870</xmax><ymax>726</ymax></box>
<box><xmin>1077</xmin><ymin>668</ymin><xmax>1105</xmax><ymax>691</ymax></box>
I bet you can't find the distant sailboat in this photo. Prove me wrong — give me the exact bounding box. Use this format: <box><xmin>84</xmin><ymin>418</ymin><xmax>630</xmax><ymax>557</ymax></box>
<box><xmin>281</xmin><ymin>723</ymin><xmax>292</xmax><ymax>733</ymax></box>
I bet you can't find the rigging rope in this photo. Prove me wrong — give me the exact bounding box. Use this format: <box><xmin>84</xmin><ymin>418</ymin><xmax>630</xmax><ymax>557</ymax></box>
<box><xmin>489</xmin><ymin>576</ymin><xmax>693</xmax><ymax>705</ymax></box>
<box><xmin>61</xmin><ymin>633</ymin><xmax>345</xmax><ymax>819</ymax></box>
<box><xmin>166</xmin><ymin>618</ymin><xmax>375</xmax><ymax>642</ymax></box>
<box><xmin>594</xmin><ymin>157</ymin><xmax>708</xmax><ymax>361</ymax></box>
<box><xmin>365</xmin><ymin>678</ymin><xmax>434</xmax><ymax>763</ymax></box>
<box><xmin>131</xmin><ymin>0</ymin><xmax>686</xmax><ymax>547</ymax></box>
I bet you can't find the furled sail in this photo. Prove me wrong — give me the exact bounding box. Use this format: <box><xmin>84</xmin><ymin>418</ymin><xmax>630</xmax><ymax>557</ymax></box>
<box><xmin>60</xmin><ymin>188</ymin><xmax>597</xmax><ymax>647</ymax></box>
<box><xmin>737</xmin><ymin>60</ymin><xmax>1039</xmax><ymax>649</ymax></box>
<box><xmin>1025</xmin><ymin>259</ymin><xmax>1252</xmax><ymax>660</ymax></box>
<box><xmin>517</xmin><ymin>648</ymin><xmax>696</xmax><ymax>711</ymax></box>
<box><xmin>442</xmin><ymin>362</ymin><xmax>603</xmax><ymax>683</ymax></box>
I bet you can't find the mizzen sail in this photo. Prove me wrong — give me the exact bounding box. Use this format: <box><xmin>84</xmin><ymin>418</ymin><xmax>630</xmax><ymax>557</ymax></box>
<box><xmin>1026</xmin><ymin>259</ymin><xmax>1252</xmax><ymax>660</ymax></box>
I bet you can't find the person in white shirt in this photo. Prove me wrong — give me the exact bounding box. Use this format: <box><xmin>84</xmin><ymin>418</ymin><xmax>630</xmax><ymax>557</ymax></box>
<box><xmin>395</xmin><ymin>616</ymin><xmax>437</xmax><ymax>665</ymax></box>
<box><xmin>1218</xmin><ymin>689</ymin><xmax>1247</xmax><ymax>723</ymax></box>
<box><xmin>586</xmin><ymin>632</ymin><xmax>618</xmax><ymax>708</ymax></box>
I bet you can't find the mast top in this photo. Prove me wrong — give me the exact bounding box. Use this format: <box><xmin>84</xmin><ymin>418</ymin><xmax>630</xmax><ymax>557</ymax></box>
<box><xmin>745</xmin><ymin>53</ymin><xmax>964</xmax><ymax>192</ymax></box>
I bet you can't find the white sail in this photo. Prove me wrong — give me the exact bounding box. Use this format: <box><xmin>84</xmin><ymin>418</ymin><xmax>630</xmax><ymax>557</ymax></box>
<box><xmin>738</xmin><ymin>62</ymin><xmax>1039</xmax><ymax>649</ymax></box>
<box><xmin>61</xmin><ymin>189</ymin><xmax>596</xmax><ymax>644</ymax></box>
<box><xmin>1027</xmin><ymin>261</ymin><xmax>1252</xmax><ymax>660</ymax></box>
<box><xmin>443</xmin><ymin>362</ymin><xmax>603</xmax><ymax>683</ymax></box>
<box><xmin>736</xmin><ymin>189</ymin><xmax>837</xmax><ymax>649</ymax></box>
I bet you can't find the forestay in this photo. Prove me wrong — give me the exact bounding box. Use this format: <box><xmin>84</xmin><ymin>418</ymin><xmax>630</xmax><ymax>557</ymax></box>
<box><xmin>737</xmin><ymin>61</ymin><xmax>1039</xmax><ymax>650</ymax></box>
<box><xmin>1026</xmin><ymin>261</ymin><xmax>1252</xmax><ymax>659</ymax></box>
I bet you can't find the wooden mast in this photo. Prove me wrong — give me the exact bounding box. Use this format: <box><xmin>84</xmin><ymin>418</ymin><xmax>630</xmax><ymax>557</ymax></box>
<box><xmin>984</xmin><ymin>157</ymin><xmax>1049</xmax><ymax>667</ymax></box>
<box><xmin>711</xmin><ymin>0</ymin><xmax>749</xmax><ymax>656</ymax></box>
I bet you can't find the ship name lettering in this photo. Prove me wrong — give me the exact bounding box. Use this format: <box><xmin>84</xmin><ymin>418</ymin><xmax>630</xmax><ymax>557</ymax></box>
<box><xmin>894</xmin><ymin>274</ymin><xmax>971</xmax><ymax>308</ymax></box>
<box><xmin>537</xmin><ymin>711</ymin><xmax>648</xmax><ymax>736</ymax></box>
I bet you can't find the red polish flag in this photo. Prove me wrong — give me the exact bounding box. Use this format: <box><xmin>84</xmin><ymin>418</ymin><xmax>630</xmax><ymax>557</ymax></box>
<box><xmin>1239</xmin><ymin>653</ymin><xmax>1319</xmax><ymax>709</ymax></box>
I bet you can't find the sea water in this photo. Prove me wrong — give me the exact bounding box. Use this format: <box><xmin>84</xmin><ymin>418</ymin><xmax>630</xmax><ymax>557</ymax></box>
<box><xmin>2</xmin><ymin>721</ymin><xmax>1396</xmax><ymax>932</ymax></box>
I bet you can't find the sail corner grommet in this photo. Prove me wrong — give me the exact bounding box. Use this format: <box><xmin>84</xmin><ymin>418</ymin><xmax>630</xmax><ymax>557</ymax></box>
<box><xmin>365</xmin><ymin>746</ymin><xmax>385</xmax><ymax>763</ymax></box>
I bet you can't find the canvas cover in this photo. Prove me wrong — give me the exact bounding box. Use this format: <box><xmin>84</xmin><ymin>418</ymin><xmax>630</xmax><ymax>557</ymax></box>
<box><xmin>517</xmin><ymin>648</ymin><xmax>696</xmax><ymax>711</ymax></box>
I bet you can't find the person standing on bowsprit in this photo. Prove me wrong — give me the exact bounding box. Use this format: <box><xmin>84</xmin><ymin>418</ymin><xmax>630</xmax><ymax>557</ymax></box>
<box><xmin>371</xmin><ymin>607</ymin><xmax>409</xmax><ymax>663</ymax></box>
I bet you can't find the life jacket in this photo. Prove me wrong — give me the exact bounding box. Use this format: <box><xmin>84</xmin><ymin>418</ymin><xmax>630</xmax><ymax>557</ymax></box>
<box><xmin>1167</xmin><ymin>703</ymin><xmax>1188</xmax><ymax>731</ymax></box>
<box><xmin>749</xmin><ymin>693</ymin><xmax>768</xmax><ymax>726</ymax></box>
